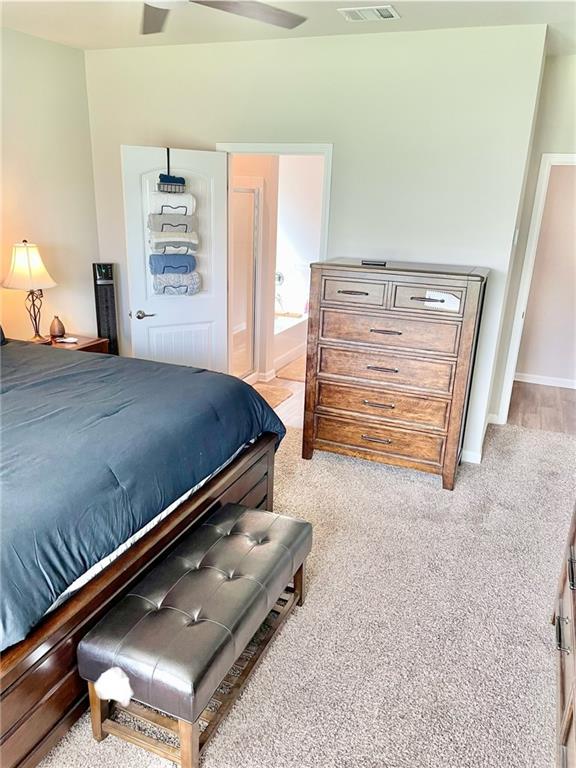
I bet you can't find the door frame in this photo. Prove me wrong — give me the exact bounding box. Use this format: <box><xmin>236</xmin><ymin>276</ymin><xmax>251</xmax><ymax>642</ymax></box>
<box><xmin>499</xmin><ymin>152</ymin><xmax>576</xmax><ymax>421</ymax></box>
<box><xmin>228</xmin><ymin>175</ymin><xmax>264</xmax><ymax>382</ymax></box>
<box><xmin>216</xmin><ymin>142</ymin><xmax>333</xmax><ymax>262</ymax></box>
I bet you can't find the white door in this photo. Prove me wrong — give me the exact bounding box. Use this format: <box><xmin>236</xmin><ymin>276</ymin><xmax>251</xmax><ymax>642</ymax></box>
<box><xmin>122</xmin><ymin>145</ymin><xmax>228</xmax><ymax>372</ymax></box>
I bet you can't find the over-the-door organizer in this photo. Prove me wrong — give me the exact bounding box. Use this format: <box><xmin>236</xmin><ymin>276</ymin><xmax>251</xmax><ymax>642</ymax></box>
<box><xmin>147</xmin><ymin>148</ymin><xmax>202</xmax><ymax>296</ymax></box>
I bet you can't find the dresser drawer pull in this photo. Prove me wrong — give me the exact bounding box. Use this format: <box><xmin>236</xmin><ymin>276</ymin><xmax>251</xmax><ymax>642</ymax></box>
<box><xmin>410</xmin><ymin>296</ymin><xmax>445</xmax><ymax>303</ymax></box>
<box><xmin>362</xmin><ymin>399</ymin><xmax>395</xmax><ymax>410</ymax></box>
<box><xmin>556</xmin><ymin>615</ymin><xmax>570</xmax><ymax>654</ymax></box>
<box><xmin>337</xmin><ymin>289</ymin><xmax>369</xmax><ymax>296</ymax></box>
<box><xmin>361</xmin><ymin>434</ymin><xmax>392</xmax><ymax>445</ymax></box>
<box><xmin>370</xmin><ymin>329</ymin><xmax>402</xmax><ymax>336</ymax></box>
<box><xmin>366</xmin><ymin>365</ymin><xmax>399</xmax><ymax>374</ymax></box>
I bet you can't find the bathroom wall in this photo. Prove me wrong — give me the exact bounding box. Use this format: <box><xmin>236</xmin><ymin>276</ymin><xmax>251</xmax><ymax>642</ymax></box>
<box><xmin>275</xmin><ymin>154</ymin><xmax>325</xmax><ymax>318</ymax></box>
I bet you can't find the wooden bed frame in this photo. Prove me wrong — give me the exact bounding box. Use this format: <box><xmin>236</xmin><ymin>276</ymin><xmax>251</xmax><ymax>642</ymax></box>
<box><xmin>0</xmin><ymin>433</ymin><xmax>277</xmax><ymax>768</ymax></box>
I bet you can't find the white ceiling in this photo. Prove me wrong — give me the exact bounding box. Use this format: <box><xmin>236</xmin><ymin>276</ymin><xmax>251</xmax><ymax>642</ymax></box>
<box><xmin>2</xmin><ymin>0</ymin><xmax>575</xmax><ymax>53</ymax></box>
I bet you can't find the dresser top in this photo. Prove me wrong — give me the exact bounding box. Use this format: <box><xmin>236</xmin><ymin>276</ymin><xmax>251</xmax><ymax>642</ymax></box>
<box><xmin>311</xmin><ymin>259</ymin><xmax>489</xmax><ymax>281</ymax></box>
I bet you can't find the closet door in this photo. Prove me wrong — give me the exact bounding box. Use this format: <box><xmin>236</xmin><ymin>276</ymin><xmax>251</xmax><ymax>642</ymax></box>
<box><xmin>122</xmin><ymin>145</ymin><xmax>228</xmax><ymax>372</ymax></box>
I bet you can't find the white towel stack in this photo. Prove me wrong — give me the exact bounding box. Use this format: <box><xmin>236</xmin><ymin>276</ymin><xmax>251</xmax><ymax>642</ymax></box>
<box><xmin>147</xmin><ymin>196</ymin><xmax>202</xmax><ymax>295</ymax></box>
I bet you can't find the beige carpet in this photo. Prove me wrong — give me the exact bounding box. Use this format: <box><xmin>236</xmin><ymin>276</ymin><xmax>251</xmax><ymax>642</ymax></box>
<box><xmin>276</xmin><ymin>355</ymin><xmax>306</xmax><ymax>383</ymax></box>
<box><xmin>252</xmin><ymin>382</ymin><xmax>293</xmax><ymax>409</ymax></box>
<box><xmin>39</xmin><ymin>425</ymin><xmax>576</xmax><ymax>768</ymax></box>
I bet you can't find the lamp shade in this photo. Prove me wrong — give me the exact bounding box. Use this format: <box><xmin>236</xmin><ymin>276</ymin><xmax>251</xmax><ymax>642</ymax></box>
<box><xmin>2</xmin><ymin>241</ymin><xmax>56</xmax><ymax>291</ymax></box>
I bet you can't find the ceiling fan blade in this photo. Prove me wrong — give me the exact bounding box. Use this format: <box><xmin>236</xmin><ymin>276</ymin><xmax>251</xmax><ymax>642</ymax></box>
<box><xmin>193</xmin><ymin>1</ymin><xmax>307</xmax><ymax>29</ymax></box>
<box><xmin>141</xmin><ymin>3</ymin><xmax>171</xmax><ymax>34</ymax></box>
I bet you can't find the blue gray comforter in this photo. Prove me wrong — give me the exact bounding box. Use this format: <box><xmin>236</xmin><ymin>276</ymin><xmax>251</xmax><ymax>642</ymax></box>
<box><xmin>0</xmin><ymin>341</ymin><xmax>285</xmax><ymax>650</ymax></box>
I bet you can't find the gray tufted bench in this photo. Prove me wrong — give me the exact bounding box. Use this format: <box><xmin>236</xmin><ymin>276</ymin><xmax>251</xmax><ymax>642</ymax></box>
<box><xmin>77</xmin><ymin>503</ymin><xmax>312</xmax><ymax>767</ymax></box>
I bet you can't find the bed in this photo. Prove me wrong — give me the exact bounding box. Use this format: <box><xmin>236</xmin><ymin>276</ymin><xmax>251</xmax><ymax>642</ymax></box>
<box><xmin>0</xmin><ymin>340</ymin><xmax>285</xmax><ymax>768</ymax></box>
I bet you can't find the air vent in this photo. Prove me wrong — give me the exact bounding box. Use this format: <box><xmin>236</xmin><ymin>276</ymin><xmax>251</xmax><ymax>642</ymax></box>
<box><xmin>338</xmin><ymin>5</ymin><xmax>400</xmax><ymax>22</ymax></box>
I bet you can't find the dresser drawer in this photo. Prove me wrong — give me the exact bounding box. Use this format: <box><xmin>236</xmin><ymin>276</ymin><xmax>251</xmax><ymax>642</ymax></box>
<box><xmin>319</xmin><ymin>347</ymin><xmax>454</xmax><ymax>396</ymax></box>
<box><xmin>391</xmin><ymin>283</ymin><xmax>465</xmax><ymax>315</ymax></box>
<box><xmin>323</xmin><ymin>277</ymin><xmax>385</xmax><ymax>307</ymax></box>
<box><xmin>316</xmin><ymin>416</ymin><xmax>444</xmax><ymax>466</ymax></box>
<box><xmin>321</xmin><ymin>310</ymin><xmax>460</xmax><ymax>355</ymax></box>
<box><xmin>317</xmin><ymin>382</ymin><xmax>449</xmax><ymax>431</ymax></box>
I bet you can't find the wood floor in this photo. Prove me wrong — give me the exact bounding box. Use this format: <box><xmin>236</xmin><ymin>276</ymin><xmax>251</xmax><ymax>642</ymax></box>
<box><xmin>272</xmin><ymin>379</ymin><xmax>305</xmax><ymax>429</ymax></box>
<box><xmin>508</xmin><ymin>381</ymin><xmax>576</xmax><ymax>435</ymax></box>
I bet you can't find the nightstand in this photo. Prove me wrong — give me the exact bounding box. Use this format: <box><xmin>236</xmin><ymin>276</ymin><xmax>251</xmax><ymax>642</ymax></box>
<box><xmin>50</xmin><ymin>336</ymin><xmax>109</xmax><ymax>354</ymax></box>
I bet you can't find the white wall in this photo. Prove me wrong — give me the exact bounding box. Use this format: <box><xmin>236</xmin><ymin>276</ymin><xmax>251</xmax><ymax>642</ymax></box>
<box><xmin>84</xmin><ymin>25</ymin><xmax>546</xmax><ymax>459</ymax></box>
<box><xmin>516</xmin><ymin>165</ymin><xmax>576</xmax><ymax>386</ymax></box>
<box><xmin>491</xmin><ymin>54</ymin><xmax>576</xmax><ymax>415</ymax></box>
<box><xmin>276</xmin><ymin>154</ymin><xmax>324</xmax><ymax>316</ymax></box>
<box><xmin>1</xmin><ymin>29</ymin><xmax>99</xmax><ymax>339</ymax></box>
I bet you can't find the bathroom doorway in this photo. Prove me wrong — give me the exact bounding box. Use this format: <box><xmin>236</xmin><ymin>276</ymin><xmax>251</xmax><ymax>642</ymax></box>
<box><xmin>222</xmin><ymin>143</ymin><xmax>332</xmax><ymax>426</ymax></box>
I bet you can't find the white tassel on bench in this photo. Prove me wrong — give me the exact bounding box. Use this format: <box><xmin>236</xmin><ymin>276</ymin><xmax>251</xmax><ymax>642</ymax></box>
<box><xmin>94</xmin><ymin>667</ymin><xmax>133</xmax><ymax>707</ymax></box>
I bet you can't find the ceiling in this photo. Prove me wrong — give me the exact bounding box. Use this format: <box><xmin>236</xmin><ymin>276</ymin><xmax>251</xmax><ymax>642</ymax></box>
<box><xmin>2</xmin><ymin>0</ymin><xmax>575</xmax><ymax>53</ymax></box>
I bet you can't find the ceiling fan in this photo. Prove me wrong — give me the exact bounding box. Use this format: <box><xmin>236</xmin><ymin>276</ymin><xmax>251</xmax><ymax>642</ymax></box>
<box><xmin>141</xmin><ymin>1</ymin><xmax>308</xmax><ymax>34</ymax></box>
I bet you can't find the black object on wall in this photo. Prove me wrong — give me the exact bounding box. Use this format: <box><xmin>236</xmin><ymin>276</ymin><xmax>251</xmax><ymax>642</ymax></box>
<box><xmin>93</xmin><ymin>263</ymin><xmax>119</xmax><ymax>355</ymax></box>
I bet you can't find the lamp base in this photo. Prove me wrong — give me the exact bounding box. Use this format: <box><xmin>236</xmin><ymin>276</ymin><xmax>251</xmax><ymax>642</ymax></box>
<box><xmin>29</xmin><ymin>333</ymin><xmax>51</xmax><ymax>344</ymax></box>
<box><xmin>25</xmin><ymin>289</ymin><xmax>47</xmax><ymax>343</ymax></box>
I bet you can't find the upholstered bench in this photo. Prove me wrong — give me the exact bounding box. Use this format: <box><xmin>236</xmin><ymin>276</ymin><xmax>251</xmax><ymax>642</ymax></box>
<box><xmin>77</xmin><ymin>503</ymin><xmax>312</xmax><ymax>767</ymax></box>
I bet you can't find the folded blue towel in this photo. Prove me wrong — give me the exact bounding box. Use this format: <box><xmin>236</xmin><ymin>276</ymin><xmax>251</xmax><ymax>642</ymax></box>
<box><xmin>159</xmin><ymin>173</ymin><xmax>185</xmax><ymax>186</ymax></box>
<box><xmin>149</xmin><ymin>253</ymin><xmax>197</xmax><ymax>275</ymax></box>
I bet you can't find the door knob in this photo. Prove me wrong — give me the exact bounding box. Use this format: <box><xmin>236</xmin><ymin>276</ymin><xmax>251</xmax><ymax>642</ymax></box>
<box><xmin>134</xmin><ymin>310</ymin><xmax>156</xmax><ymax>320</ymax></box>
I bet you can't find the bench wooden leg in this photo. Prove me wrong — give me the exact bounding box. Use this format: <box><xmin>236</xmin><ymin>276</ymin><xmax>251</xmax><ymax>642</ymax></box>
<box><xmin>179</xmin><ymin>719</ymin><xmax>200</xmax><ymax>768</ymax></box>
<box><xmin>294</xmin><ymin>561</ymin><xmax>306</xmax><ymax>606</ymax></box>
<box><xmin>88</xmin><ymin>682</ymin><xmax>109</xmax><ymax>742</ymax></box>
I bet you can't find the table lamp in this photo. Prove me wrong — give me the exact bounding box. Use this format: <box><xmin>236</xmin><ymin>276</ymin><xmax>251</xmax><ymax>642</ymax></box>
<box><xmin>2</xmin><ymin>240</ymin><xmax>57</xmax><ymax>342</ymax></box>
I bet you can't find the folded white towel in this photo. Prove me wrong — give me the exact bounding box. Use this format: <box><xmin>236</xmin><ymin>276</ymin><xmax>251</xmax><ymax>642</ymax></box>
<box><xmin>150</xmin><ymin>192</ymin><xmax>196</xmax><ymax>215</ymax></box>
<box><xmin>148</xmin><ymin>213</ymin><xmax>195</xmax><ymax>233</ymax></box>
<box><xmin>153</xmin><ymin>271</ymin><xmax>201</xmax><ymax>296</ymax></box>
<box><xmin>155</xmin><ymin>245</ymin><xmax>196</xmax><ymax>255</ymax></box>
<box><xmin>150</xmin><ymin>231</ymin><xmax>199</xmax><ymax>247</ymax></box>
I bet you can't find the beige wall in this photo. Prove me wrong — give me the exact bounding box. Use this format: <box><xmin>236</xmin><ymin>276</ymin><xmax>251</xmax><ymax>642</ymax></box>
<box><xmin>490</xmin><ymin>54</ymin><xmax>576</xmax><ymax>414</ymax></box>
<box><xmin>516</xmin><ymin>165</ymin><xmax>576</xmax><ymax>384</ymax></box>
<box><xmin>84</xmin><ymin>25</ymin><xmax>545</xmax><ymax>459</ymax></box>
<box><xmin>1</xmin><ymin>29</ymin><xmax>99</xmax><ymax>339</ymax></box>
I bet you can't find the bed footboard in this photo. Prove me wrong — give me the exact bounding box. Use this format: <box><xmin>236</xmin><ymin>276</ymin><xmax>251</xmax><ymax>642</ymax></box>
<box><xmin>0</xmin><ymin>433</ymin><xmax>277</xmax><ymax>768</ymax></box>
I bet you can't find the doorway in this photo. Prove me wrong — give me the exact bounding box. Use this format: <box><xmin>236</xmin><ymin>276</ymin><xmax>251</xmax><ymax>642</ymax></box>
<box><xmin>222</xmin><ymin>143</ymin><xmax>332</xmax><ymax>427</ymax></box>
<box><xmin>505</xmin><ymin>154</ymin><xmax>576</xmax><ymax>434</ymax></box>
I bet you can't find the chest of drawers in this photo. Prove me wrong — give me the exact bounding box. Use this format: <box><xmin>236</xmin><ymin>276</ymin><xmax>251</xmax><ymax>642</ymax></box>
<box><xmin>302</xmin><ymin>260</ymin><xmax>488</xmax><ymax>490</ymax></box>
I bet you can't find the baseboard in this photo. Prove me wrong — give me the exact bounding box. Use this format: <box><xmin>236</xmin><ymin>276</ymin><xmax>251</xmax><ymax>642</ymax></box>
<box><xmin>243</xmin><ymin>372</ymin><xmax>258</xmax><ymax>385</ymax></box>
<box><xmin>257</xmin><ymin>370</ymin><xmax>276</xmax><ymax>383</ymax></box>
<box><xmin>273</xmin><ymin>343</ymin><xmax>306</xmax><ymax>373</ymax></box>
<box><xmin>487</xmin><ymin>412</ymin><xmax>506</xmax><ymax>425</ymax></box>
<box><xmin>514</xmin><ymin>373</ymin><xmax>576</xmax><ymax>389</ymax></box>
<box><xmin>461</xmin><ymin>449</ymin><xmax>482</xmax><ymax>464</ymax></box>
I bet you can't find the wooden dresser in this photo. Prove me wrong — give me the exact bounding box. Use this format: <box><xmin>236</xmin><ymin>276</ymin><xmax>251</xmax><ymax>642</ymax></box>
<box><xmin>302</xmin><ymin>259</ymin><xmax>488</xmax><ymax>490</ymax></box>
<box><xmin>554</xmin><ymin>511</ymin><xmax>576</xmax><ymax>767</ymax></box>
